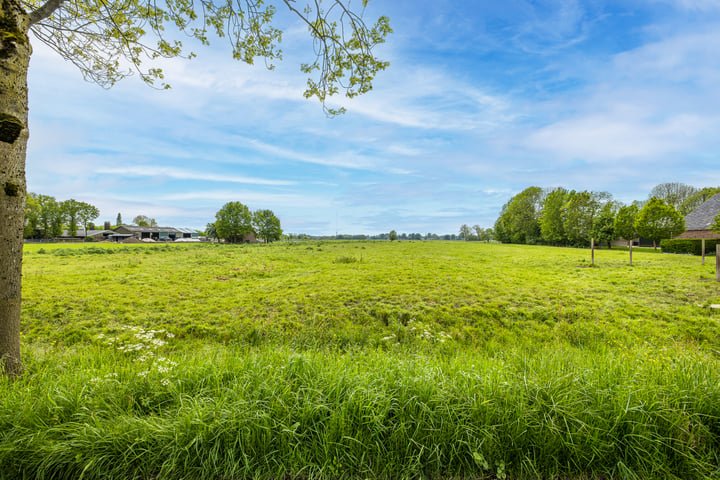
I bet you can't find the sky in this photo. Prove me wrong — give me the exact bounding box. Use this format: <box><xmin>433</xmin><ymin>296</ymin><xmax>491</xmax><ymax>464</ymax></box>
<box><xmin>25</xmin><ymin>0</ymin><xmax>720</xmax><ymax>236</ymax></box>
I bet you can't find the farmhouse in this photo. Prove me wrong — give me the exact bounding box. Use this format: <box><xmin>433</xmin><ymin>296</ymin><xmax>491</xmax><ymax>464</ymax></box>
<box><xmin>675</xmin><ymin>193</ymin><xmax>720</xmax><ymax>240</ymax></box>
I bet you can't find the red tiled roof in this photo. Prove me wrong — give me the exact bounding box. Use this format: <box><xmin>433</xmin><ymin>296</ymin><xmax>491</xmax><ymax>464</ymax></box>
<box><xmin>675</xmin><ymin>230</ymin><xmax>720</xmax><ymax>240</ymax></box>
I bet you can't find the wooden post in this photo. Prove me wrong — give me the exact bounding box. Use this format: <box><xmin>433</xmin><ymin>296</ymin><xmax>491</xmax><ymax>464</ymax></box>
<box><xmin>591</xmin><ymin>237</ymin><xmax>595</xmax><ymax>266</ymax></box>
<box><xmin>717</xmin><ymin>244</ymin><xmax>720</xmax><ymax>282</ymax></box>
<box><xmin>702</xmin><ymin>238</ymin><xmax>706</xmax><ymax>266</ymax></box>
<box><xmin>629</xmin><ymin>240</ymin><xmax>633</xmax><ymax>265</ymax></box>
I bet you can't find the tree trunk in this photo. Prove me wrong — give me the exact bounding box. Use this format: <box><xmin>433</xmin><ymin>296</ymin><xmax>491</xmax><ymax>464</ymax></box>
<box><xmin>0</xmin><ymin>0</ymin><xmax>31</xmax><ymax>376</ymax></box>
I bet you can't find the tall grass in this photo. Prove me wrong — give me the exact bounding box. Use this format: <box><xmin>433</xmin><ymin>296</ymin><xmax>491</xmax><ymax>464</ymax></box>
<box><xmin>7</xmin><ymin>241</ymin><xmax>720</xmax><ymax>478</ymax></box>
<box><xmin>1</xmin><ymin>343</ymin><xmax>718</xmax><ymax>479</ymax></box>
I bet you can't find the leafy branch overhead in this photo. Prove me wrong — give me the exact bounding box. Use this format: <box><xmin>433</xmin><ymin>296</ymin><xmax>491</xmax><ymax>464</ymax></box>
<box><xmin>23</xmin><ymin>0</ymin><xmax>391</xmax><ymax>113</ymax></box>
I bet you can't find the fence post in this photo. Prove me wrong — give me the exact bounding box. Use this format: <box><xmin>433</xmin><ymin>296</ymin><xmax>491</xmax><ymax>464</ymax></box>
<box><xmin>702</xmin><ymin>238</ymin><xmax>706</xmax><ymax>266</ymax></box>
<box><xmin>717</xmin><ymin>244</ymin><xmax>719</xmax><ymax>282</ymax></box>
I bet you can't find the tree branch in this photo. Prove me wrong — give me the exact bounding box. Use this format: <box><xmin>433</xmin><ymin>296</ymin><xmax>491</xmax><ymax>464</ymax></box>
<box><xmin>28</xmin><ymin>0</ymin><xmax>66</xmax><ymax>26</ymax></box>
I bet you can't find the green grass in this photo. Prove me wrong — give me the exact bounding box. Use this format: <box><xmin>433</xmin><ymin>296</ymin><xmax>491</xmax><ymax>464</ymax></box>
<box><xmin>20</xmin><ymin>241</ymin><xmax>720</xmax><ymax>351</ymax></box>
<box><xmin>2</xmin><ymin>342</ymin><xmax>719</xmax><ymax>480</ymax></box>
<box><xmin>4</xmin><ymin>241</ymin><xmax>720</xmax><ymax>479</ymax></box>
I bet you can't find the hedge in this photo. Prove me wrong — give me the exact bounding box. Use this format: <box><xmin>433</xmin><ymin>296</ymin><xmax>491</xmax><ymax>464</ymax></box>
<box><xmin>660</xmin><ymin>238</ymin><xmax>717</xmax><ymax>255</ymax></box>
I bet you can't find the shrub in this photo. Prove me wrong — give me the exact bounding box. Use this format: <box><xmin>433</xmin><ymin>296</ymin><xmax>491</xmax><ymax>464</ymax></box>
<box><xmin>333</xmin><ymin>255</ymin><xmax>358</xmax><ymax>264</ymax></box>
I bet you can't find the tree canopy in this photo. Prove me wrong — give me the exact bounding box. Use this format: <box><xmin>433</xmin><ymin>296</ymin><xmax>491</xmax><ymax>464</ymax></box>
<box><xmin>214</xmin><ymin>201</ymin><xmax>254</xmax><ymax>243</ymax></box>
<box><xmin>133</xmin><ymin>215</ymin><xmax>157</xmax><ymax>227</ymax></box>
<box><xmin>539</xmin><ymin>187</ymin><xmax>568</xmax><ymax>245</ymax></box>
<box><xmin>494</xmin><ymin>186</ymin><xmax>543</xmax><ymax>244</ymax></box>
<box><xmin>648</xmin><ymin>182</ymin><xmax>697</xmax><ymax>213</ymax></box>
<box><xmin>613</xmin><ymin>204</ymin><xmax>639</xmax><ymax>244</ymax></box>
<box><xmin>252</xmin><ymin>209</ymin><xmax>282</xmax><ymax>243</ymax></box>
<box><xmin>23</xmin><ymin>194</ymin><xmax>100</xmax><ymax>239</ymax></box>
<box><xmin>679</xmin><ymin>187</ymin><xmax>720</xmax><ymax>216</ymax></box>
<box><xmin>711</xmin><ymin>211</ymin><xmax>720</xmax><ymax>234</ymax></box>
<box><xmin>635</xmin><ymin>197</ymin><xmax>685</xmax><ymax>249</ymax></box>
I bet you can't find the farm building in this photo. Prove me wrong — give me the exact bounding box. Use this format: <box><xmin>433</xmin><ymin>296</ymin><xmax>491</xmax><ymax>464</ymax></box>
<box><xmin>59</xmin><ymin>229</ymin><xmax>114</xmax><ymax>241</ymax></box>
<box><xmin>113</xmin><ymin>225</ymin><xmax>200</xmax><ymax>242</ymax></box>
<box><xmin>675</xmin><ymin>193</ymin><xmax>720</xmax><ymax>240</ymax></box>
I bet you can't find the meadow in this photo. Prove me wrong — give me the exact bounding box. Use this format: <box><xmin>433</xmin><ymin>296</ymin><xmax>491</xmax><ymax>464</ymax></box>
<box><xmin>2</xmin><ymin>241</ymin><xmax>720</xmax><ymax>479</ymax></box>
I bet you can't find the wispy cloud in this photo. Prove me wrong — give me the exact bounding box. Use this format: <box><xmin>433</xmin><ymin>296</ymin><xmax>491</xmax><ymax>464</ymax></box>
<box><xmin>96</xmin><ymin>166</ymin><xmax>296</xmax><ymax>186</ymax></box>
<box><xmin>163</xmin><ymin>190</ymin><xmax>330</xmax><ymax>209</ymax></box>
<box><xmin>652</xmin><ymin>0</ymin><xmax>720</xmax><ymax>11</ymax></box>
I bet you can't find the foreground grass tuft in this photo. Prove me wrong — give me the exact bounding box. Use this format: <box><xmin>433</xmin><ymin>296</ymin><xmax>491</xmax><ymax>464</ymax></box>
<box><xmin>1</xmin><ymin>344</ymin><xmax>719</xmax><ymax>479</ymax></box>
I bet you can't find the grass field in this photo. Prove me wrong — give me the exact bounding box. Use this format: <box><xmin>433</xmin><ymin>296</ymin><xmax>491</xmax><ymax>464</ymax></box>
<box><xmin>2</xmin><ymin>241</ymin><xmax>720</xmax><ymax>479</ymax></box>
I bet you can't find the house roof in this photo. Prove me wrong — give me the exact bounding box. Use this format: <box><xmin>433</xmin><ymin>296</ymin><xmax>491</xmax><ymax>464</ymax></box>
<box><xmin>683</xmin><ymin>193</ymin><xmax>720</xmax><ymax>231</ymax></box>
<box><xmin>676</xmin><ymin>230</ymin><xmax>720</xmax><ymax>240</ymax></box>
<box><xmin>61</xmin><ymin>229</ymin><xmax>112</xmax><ymax>237</ymax></box>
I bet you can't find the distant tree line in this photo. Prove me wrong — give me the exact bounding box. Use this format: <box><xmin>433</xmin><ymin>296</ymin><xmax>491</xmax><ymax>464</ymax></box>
<box><xmin>24</xmin><ymin>193</ymin><xmax>100</xmax><ymax>240</ymax></box>
<box><xmin>282</xmin><ymin>232</ymin><xmax>491</xmax><ymax>241</ymax></box>
<box><xmin>493</xmin><ymin>182</ymin><xmax>712</xmax><ymax>249</ymax></box>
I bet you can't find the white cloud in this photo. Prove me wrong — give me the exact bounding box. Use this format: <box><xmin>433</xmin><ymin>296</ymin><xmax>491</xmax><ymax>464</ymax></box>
<box><xmin>527</xmin><ymin>112</ymin><xmax>707</xmax><ymax>161</ymax></box>
<box><xmin>652</xmin><ymin>0</ymin><xmax>720</xmax><ymax>11</ymax></box>
<box><xmin>162</xmin><ymin>190</ymin><xmax>330</xmax><ymax>209</ymax></box>
<box><xmin>519</xmin><ymin>26</ymin><xmax>720</xmax><ymax>163</ymax></box>
<box><xmin>96</xmin><ymin>166</ymin><xmax>296</xmax><ymax>186</ymax></box>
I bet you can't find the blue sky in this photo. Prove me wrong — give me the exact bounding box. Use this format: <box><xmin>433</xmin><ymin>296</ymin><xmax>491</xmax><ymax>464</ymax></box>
<box><xmin>26</xmin><ymin>0</ymin><xmax>720</xmax><ymax>235</ymax></box>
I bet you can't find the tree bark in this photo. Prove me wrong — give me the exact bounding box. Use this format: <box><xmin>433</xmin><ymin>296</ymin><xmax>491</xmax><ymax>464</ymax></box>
<box><xmin>0</xmin><ymin>0</ymin><xmax>31</xmax><ymax>376</ymax></box>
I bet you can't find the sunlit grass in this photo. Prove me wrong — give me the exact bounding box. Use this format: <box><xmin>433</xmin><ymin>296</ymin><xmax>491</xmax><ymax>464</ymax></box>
<box><xmin>20</xmin><ymin>241</ymin><xmax>720</xmax><ymax>351</ymax></box>
<box><xmin>5</xmin><ymin>240</ymin><xmax>720</xmax><ymax>479</ymax></box>
<box><xmin>2</xmin><ymin>342</ymin><xmax>718</xmax><ymax>480</ymax></box>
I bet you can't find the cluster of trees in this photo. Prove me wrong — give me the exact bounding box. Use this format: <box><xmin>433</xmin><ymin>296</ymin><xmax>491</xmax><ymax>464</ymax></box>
<box><xmin>110</xmin><ymin>213</ymin><xmax>159</xmax><ymax>229</ymax></box>
<box><xmin>24</xmin><ymin>199</ymin><xmax>170</xmax><ymax>240</ymax></box>
<box><xmin>388</xmin><ymin>231</ymin><xmax>425</xmax><ymax>241</ymax></box>
<box><xmin>207</xmin><ymin>202</ymin><xmax>283</xmax><ymax>243</ymax></box>
<box><xmin>648</xmin><ymin>184</ymin><xmax>720</xmax><ymax>215</ymax></box>
<box><xmin>131</xmin><ymin>215</ymin><xmax>157</xmax><ymax>227</ymax></box>
<box><xmin>493</xmin><ymin>183</ymin><xmax>701</xmax><ymax>249</ymax></box>
<box><xmin>24</xmin><ymin>194</ymin><xmax>100</xmax><ymax>240</ymax></box>
<box><xmin>458</xmin><ymin>224</ymin><xmax>494</xmax><ymax>242</ymax></box>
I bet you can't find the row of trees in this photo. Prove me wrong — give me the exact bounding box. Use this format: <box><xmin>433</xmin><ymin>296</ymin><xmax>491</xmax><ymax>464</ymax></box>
<box><xmin>24</xmin><ymin>196</ymin><xmax>170</xmax><ymax>240</ymax></box>
<box><xmin>494</xmin><ymin>184</ymin><xmax>692</xmax><ymax>248</ymax></box>
<box><xmin>24</xmin><ymin>194</ymin><xmax>100</xmax><ymax>240</ymax></box>
<box><xmin>207</xmin><ymin>202</ymin><xmax>283</xmax><ymax>243</ymax></box>
<box><xmin>24</xmin><ymin>197</ymin><xmax>281</xmax><ymax>243</ymax></box>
